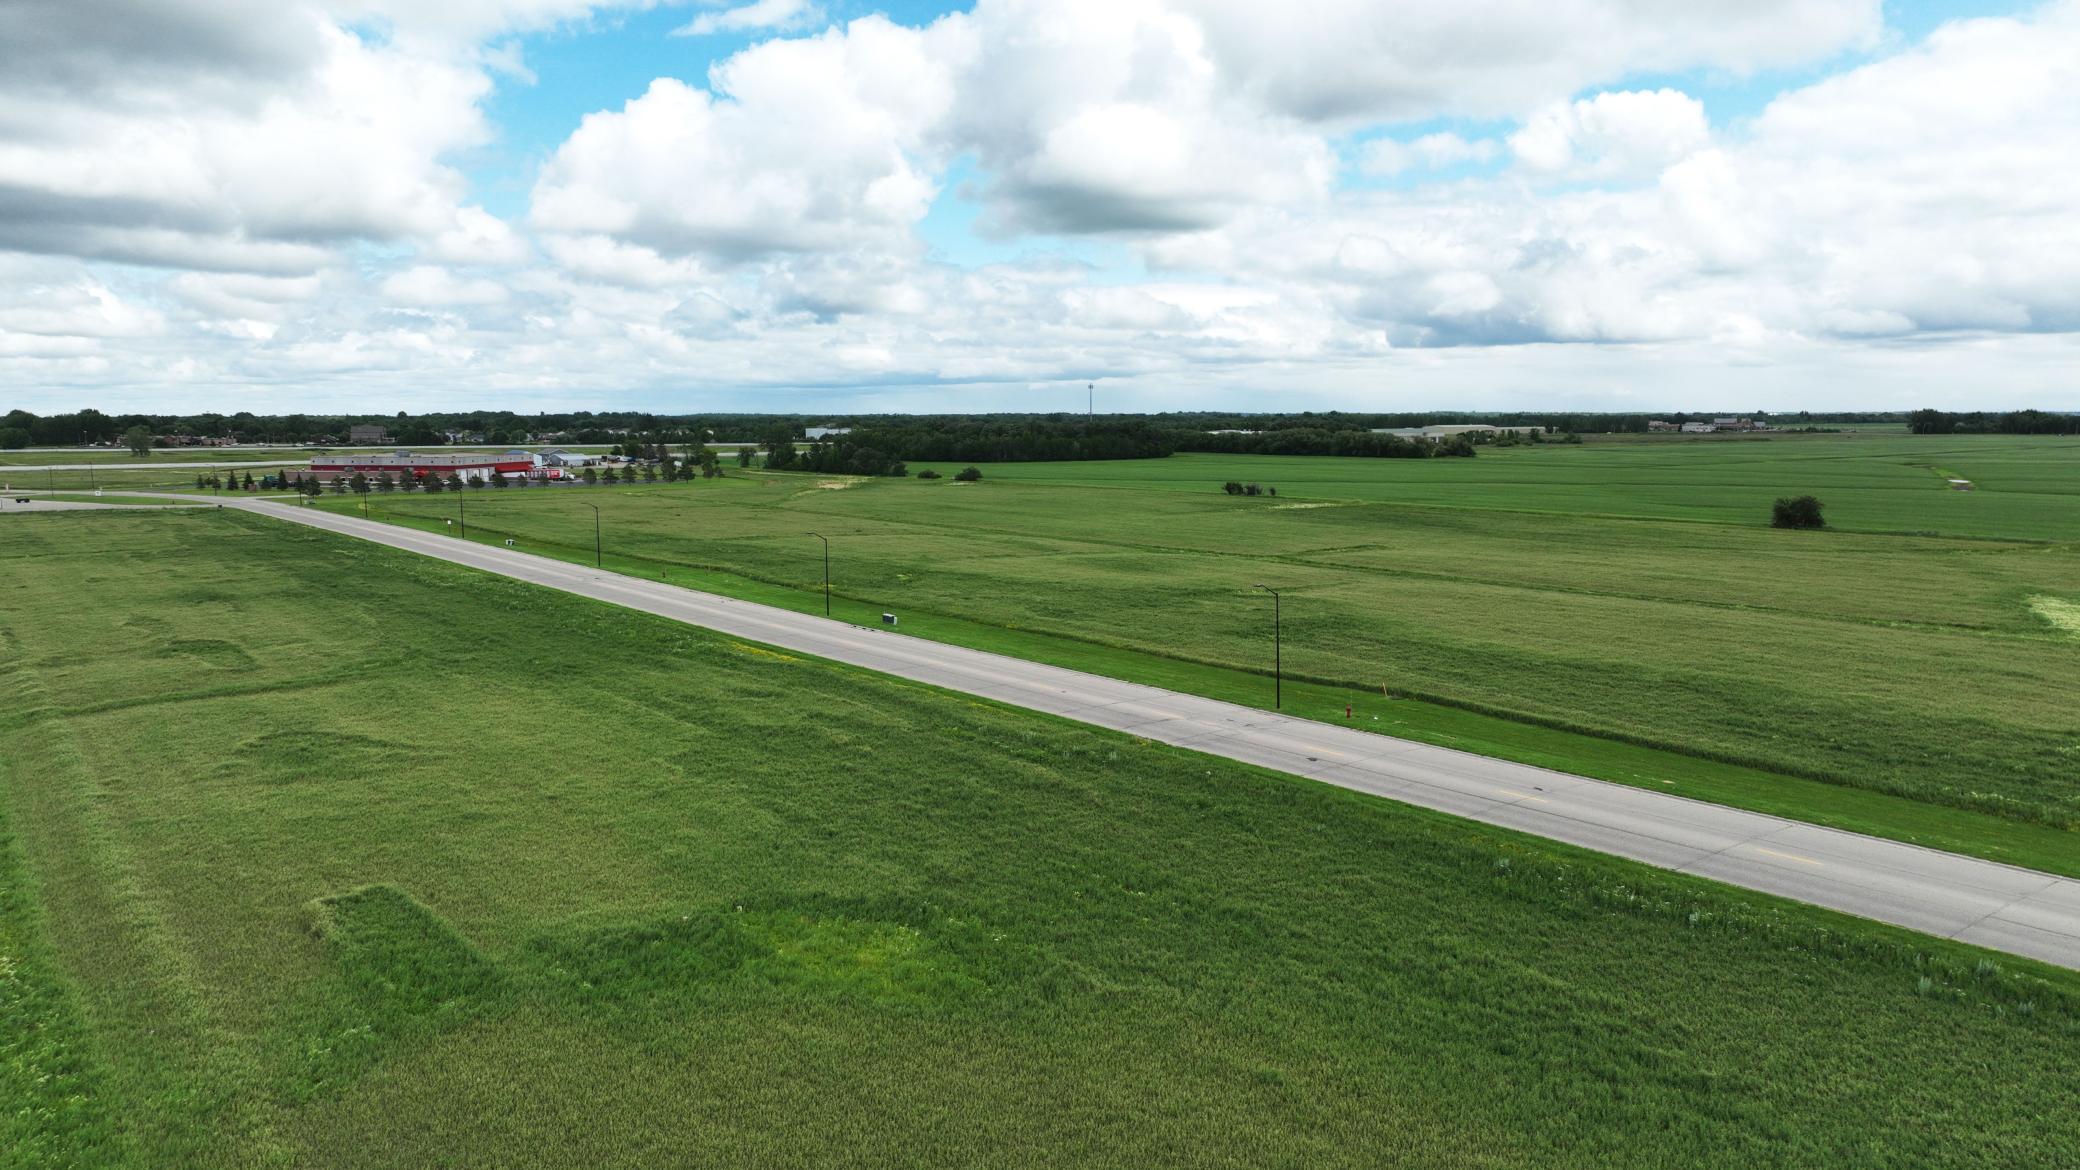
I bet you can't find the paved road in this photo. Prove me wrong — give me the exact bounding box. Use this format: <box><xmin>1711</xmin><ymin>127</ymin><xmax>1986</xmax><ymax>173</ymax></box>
<box><xmin>1</xmin><ymin>460</ymin><xmax>303</xmax><ymax>474</ymax></box>
<box><xmin>0</xmin><ymin>496</ymin><xmax>206</xmax><ymax>513</ymax></box>
<box><xmin>208</xmin><ymin>497</ymin><xmax>2080</xmax><ymax>970</ymax></box>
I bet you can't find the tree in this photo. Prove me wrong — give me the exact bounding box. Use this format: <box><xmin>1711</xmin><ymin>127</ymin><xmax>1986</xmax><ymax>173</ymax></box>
<box><xmin>602</xmin><ymin>467</ymin><xmax>619</xmax><ymax>484</ymax></box>
<box><xmin>121</xmin><ymin>425</ymin><xmax>153</xmax><ymax>457</ymax></box>
<box><xmin>242</xmin><ymin>471</ymin><xmax>255</xmax><ymax>490</ymax></box>
<box><xmin>196</xmin><ymin>473</ymin><xmax>209</xmax><ymax>490</ymax></box>
<box><xmin>953</xmin><ymin>466</ymin><xmax>982</xmax><ymax>482</ymax></box>
<box><xmin>423</xmin><ymin>474</ymin><xmax>442</xmax><ymax>493</ymax></box>
<box><xmin>349</xmin><ymin>472</ymin><xmax>369</xmax><ymax>494</ymax></box>
<box><xmin>1772</xmin><ymin>495</ymin><xmax>1825</xmax><ymax>529</ymax></box>
<box><xmin>762</xmin><ymin>425</ymin><xmax>797</xmax><ymax>471</ymax></box>
<box><xmin>401</xmin><ymin>473</ymin><xmax>420</xmax><ymax>493</ymax></box>
<box><xmin>492</xmin><ymin>471</ymin><xmax>509</xmax><ymax>488</ymax></box>
<box><xmin>0</xmin><ymin>427</ymin><xmax>28</xmax><ymax>449</ymax></box>
<box><xmin>445</xmin><ymin>472</ymin><xmax>465</xmax><ymax>492</ymax></box>
<box><xmin>581</xmin><ymin>467</ymin><xmax>598</xmax><ymax>485</ymax></box>
<box><xmin>642</xmin><ymin>464</ymin><xmax>657</xmax><ymax>483</ymax></box>
<box><xmin>736</xmin><ymin>446</ymin><xmax>753</xmax><ymax>468</ymax></box>
<box><xmin>1908</xmin><ymin>409</ymin><xmax>1955</xmax><ymax>435</ymax></box>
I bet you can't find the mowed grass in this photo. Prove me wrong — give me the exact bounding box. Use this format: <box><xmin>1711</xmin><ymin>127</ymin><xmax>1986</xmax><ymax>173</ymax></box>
<box><xmin>313</xmin><ymin>434</ymin><xmax>2080</xmax><ymax>853</ymax></box>
<box><xmin>4</xmin><ymin>509</ymin><xmax>2080</xmax><ymax>1169</ymax></box>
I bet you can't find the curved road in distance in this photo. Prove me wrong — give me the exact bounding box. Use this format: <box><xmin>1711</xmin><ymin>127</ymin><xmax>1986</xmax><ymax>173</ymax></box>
<box><xmin>203</xmin><ymin>496</ymin><xmax>2080</xmax><ymax>971</ymax></box>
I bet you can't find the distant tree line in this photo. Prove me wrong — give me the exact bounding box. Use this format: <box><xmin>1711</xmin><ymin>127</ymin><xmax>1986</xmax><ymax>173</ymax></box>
<box><xmin>764</xmin><ymin>420</ymin><xmax>1177</xmax><ymax>473</ymax></box>
<box><xmin>1184</xmin><ymin>428</ymin><xmax>1476</xmax><ymax>458</ymax></box>
<box><xmin>2</xmin><ymin>406</ymin><xmax>1954</xmax><ymax>454</ymax></box>
<box><xmin>1908</xmin><ymin>409</ymin><xmax>2080</xmax><ymax>435</ymax></box>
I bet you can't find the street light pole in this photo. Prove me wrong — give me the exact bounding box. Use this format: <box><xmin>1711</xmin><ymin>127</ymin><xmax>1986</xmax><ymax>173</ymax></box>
<box><xmin>457</xmin><ymin>493</ymin><xmax>465</xmax><ymax>539</ymax></box>
<box><xmin>1254</xmin><ymin>584</ymin><xmax>1282</xmax><ymax>710</ymax></box>
<box><xmin>808</xmin><ymin>532</ymin><xmax>829</xmax><ymax>616</ymax></box>
<box><xmin>587</xmin><ymin>503</ymin><xmax>601</xmax><ymax>567</ymax></box>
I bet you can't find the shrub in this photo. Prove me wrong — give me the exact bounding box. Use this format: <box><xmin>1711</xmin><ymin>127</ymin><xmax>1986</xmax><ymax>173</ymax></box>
<box><xmin>953</xmin><ymin>466</ymin><xmax>982</xmax><ymax>482</ymax></box>
<box><xmin>1221</xmin><ymin>481</ymin><xmax>1243</xmax><ymax>495</ymax></box>
<box><xmin>1772</xmin><ymin>495</ymin><xmax>1825</xmax><ymax>529</ymax></box>
<box><xmin>917</xmin><ymin>468</ymin><xmax>941</xmax><ymax>480</ymax></box>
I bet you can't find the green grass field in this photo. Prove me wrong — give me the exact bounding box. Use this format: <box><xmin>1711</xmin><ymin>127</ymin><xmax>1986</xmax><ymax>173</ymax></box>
<box><xmin>5</xmin><ymin>509</ymin><xmax>2080</xmax><ymax>1168</ymax></box>
<box><xmin>306</xmin><ymin>434</ymin><xmax>2080</xmax><ymax>868</ymax></box>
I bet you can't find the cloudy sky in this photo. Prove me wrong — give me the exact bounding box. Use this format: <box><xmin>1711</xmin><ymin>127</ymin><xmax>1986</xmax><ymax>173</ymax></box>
<box><xmin>2</xmin><ymin>0</ymin><xmax>2074</xmax><ymax>415</ymax></box>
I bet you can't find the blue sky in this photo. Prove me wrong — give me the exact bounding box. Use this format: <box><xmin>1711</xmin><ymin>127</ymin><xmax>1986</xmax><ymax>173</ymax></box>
<box><xmin>3</xmin><ymin>0</ymin><xmax>2075</xmax><ymax>414</ymax></box>
<box><xmin>473</xmin><ymin>0</ymin><xmax>2030</xmax><ymax>275</ymax></box>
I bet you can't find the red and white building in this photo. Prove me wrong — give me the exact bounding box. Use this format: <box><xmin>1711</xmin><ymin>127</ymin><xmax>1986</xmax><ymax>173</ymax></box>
<box><xmin>305</xmin><ymin>450</ymin><xmax>536</xmax><ymax>481</ymax></box>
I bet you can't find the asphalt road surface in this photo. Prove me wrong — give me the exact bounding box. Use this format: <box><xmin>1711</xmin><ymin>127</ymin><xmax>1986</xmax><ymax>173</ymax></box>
<box><xmin>210</xmin><ymin>497</ymin><xmax>2080</xmax><ymax>970</ymax></box>
<box><xmin>0</xmin><ymin>496</ymin><xmax>204</xmax><ymax>512</ymax></box>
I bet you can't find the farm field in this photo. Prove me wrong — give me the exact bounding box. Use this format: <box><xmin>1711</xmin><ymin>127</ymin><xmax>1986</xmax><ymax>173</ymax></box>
<box><xmin>947</xmin><ymin>433</ymin><xmax>2080</xmax><ymax>540</ymax></box>
<box><xmin>5</xmin><ymin>509</ymin><xmax>2080</xmax><ymax>1168</ymax></box>
<box><xmin>311</xmin><ymin>434</ymin><xmax>2080</xmax><ymax>859</ymax></box>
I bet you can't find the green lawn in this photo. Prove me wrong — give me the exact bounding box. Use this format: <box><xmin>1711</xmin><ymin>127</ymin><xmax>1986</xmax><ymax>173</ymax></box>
<box><xmin>308</xmin><ymin>435</ymin><xmax>2080</xmax><ymax>864</ymax></box>
<box><xmin>4</xmin><ymin>509</ymin><xmax>2079</xmax><ymax>1169</ymax></box>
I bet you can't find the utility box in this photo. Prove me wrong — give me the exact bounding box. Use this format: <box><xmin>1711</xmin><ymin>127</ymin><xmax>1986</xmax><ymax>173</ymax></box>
<box><xmin>882</xmin><ymin>613</ymin><xmax>898</xmax><ymax>626</ymax></box>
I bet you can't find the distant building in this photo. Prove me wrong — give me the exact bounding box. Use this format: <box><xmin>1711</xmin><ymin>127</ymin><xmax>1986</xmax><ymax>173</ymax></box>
<box><xmin>1370</xmin><ymin>424</ymin><xmax>1545</xmax><ymax>440</ymax></box>
<box><xmin>1680</xmin><ymin>422</ymin><xmax>1716</xmax><ymax>433</ymax></box>
<box><xmin>805</xmin><ymin>426</ymin><xmax>852</xmax><ymax>439</ymax></box>
<box><xmin>1647</xmin><ymin>420</ymin><xmax>1679</xmax><ymax>432</ymax></box>
<box><xmin>306</xmin><ymin>450</ymin><xmax>532</xmax><ymax>480</ymax></box>
<box><xmin>348</xmin><ymin>425</ymin><xmax>390</xmax><ymax>444</ymax></box>
<box><xmin>535</xmin><ymin>448</ymin><xmax>599</xmax><ymax>470</ymax></box>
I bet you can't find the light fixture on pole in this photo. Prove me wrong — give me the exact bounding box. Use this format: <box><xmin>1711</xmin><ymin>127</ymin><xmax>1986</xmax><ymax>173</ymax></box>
<box><xmin>808</xmin><ymin>532</ymin><xmax>830</xmax><ymax>616</ymax></box>
<box><xmin>1253</xmin><ymin>584</ymin><xmax>1282</xmax><ymax>710</ymax></box>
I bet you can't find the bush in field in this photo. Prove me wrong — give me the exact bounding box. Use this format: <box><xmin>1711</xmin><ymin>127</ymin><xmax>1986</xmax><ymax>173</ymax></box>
<box><xmin>1221</xmin><ymin>481</ymin><xmax>1242</xmax><ymax>495</ymax></box>
<box><xmin>953</xmin><ymin>466</ymin><xmax>982</xmax><ymax>482</ymax></box>
<box><xmin>917</xmin><ymin>468</ymin><xmax>941</xmax><ymax>480</ymax></box>
<box><xmin>1772</xmin><ymin>495</ymin><xmax>1825</xmax><ymax>529</ymax></box>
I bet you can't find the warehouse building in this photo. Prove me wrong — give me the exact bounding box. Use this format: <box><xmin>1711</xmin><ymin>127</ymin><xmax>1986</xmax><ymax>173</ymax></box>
<box><xmin>306</xmin><ymin>450</ymin><xmax>535</xmax><ymax>481</ymax></box>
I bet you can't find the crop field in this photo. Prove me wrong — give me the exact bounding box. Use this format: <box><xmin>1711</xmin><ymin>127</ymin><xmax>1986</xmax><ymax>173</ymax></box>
<box><xmin>308</xmin><ymin>434</ymin><xmax>2080</xmax><ymax>865</ymax></box>
<box><xmin>5</xmin><ymin>509</ymin><xmax>2080</xmax><ymax>1168</ymax></box>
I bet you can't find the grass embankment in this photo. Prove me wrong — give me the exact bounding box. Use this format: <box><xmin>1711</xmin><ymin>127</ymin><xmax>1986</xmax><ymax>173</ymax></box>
<box><xmin>310</xmin><ymin>435</ymin><xmax>2080</xmax><ymax>867</ymax></box>
<box><xmin>3</xmin><ymin>508</ymin><xmax>2079</xmax><ymax>1168</ymax></box>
